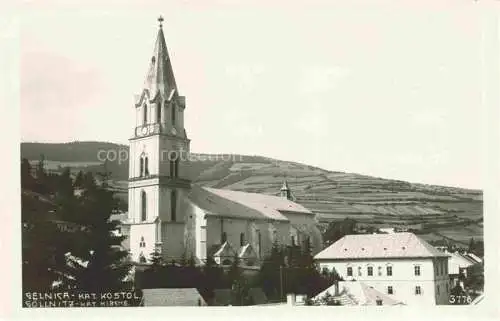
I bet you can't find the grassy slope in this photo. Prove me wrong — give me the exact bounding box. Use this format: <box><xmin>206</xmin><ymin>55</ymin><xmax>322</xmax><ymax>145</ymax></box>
<box><xmin>21</xmin><ymin>142</ymin><xmax>483</xmax><ymax>244</ymax></box>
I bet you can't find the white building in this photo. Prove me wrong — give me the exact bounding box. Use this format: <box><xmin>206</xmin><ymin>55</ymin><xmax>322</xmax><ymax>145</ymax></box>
<box><xmin>121</xmin><ymin>18</ymin><xmax>322</xmax><ymax>265</ymax></box>
<box><xmin>314</xmin><ymin>232</ymin><xmax>450</xmax><ymax>305</ymax></box>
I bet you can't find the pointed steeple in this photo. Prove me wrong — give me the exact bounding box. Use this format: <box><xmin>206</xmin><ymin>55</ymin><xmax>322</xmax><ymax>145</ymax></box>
<box><xmin>143</xmin><ymin>16</ymin><xmax>178</xmax><ymax>101</ymax></box>
<box><xmin>280</xmin><ymin>178</ymin><xmax>294</xmax><ymax>201</ymax></box>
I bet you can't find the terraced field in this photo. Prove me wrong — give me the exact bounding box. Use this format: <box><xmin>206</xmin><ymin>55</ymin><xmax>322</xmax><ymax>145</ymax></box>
<box><xmin>21</xmin><ymin>142</ymin><xmax>483</xmax><ymax>243</ymax></box>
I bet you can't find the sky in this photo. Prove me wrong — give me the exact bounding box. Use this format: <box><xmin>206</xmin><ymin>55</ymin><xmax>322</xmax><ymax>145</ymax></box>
<box><xmin>19</xmin><ymin>0</ymin><xmax>490</xmax><ymax>189</ymax></box>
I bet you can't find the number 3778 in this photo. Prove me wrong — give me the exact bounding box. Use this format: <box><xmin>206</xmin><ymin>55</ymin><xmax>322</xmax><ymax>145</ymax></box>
<box><xmin>449</xmin><ymin>295</ymin><xmax>472</xmax><ymax>304</ymax></box>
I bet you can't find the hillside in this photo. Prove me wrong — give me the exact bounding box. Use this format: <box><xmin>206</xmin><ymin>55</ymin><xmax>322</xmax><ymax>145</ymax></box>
<box><xmin>21</xmin><ymin>142</ymin><xmax>483</xmax><ymax>244</ymax></box>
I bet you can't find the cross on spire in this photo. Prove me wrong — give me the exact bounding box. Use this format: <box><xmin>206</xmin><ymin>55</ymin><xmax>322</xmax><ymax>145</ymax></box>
<box><xmin>158</xmin><ymin>15</ymin><xmax>164</xmax><ymax>28</ymax></box>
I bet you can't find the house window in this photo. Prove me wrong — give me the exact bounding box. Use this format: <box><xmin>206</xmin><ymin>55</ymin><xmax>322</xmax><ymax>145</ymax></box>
<box><xmin>144</xmin><ymin>157</ymin><xmax>149</xmax><ymax>176</ymax></box>
<box><xmin>140</xmin><ymin>158</ymin><xmax>144</xmax><ymax>177</ymax></box>
<box><xmin>143</xmin><ymin>104</ymin><xmax>148</xmax><ymax>125</ymax></box>
<box><xmin>414</xmin><ymin>265</ymin><xmax>421</xmax><ymax>276</ymax></box>
<box><xmin>141</xmin><ymin>190</ymin><xmax>147</xmax><ymax>221</ymax></box>
<box><xmin>446</xmin><ymin>284</ymin><xmax>449</xmax><ymax>293</ymax></box>
<box><xmin>437</xmin><ymin>285</ymin><xmax>440</xmax><ymax>295</ymax></box>
<box><xmin>376</xmin><ymin>299</ymin><xmax>383</xmax><ymax>306</ymax></box>
<box><xmin>415</xmin><ymin>286</ymin><xmax>422</xmax><ymax>295</ymax></box>
<box><xmin>171</xmin><ymin>190</ymin><xmax>177</xmax><ymax>222</ymax></box>
<box><xmin>367</xmin><ymin>266</ymin><xmax>373</xmax><ymax>276</ymax></box>
<box><xmin>221</xmin><ymin>232</ymin><xmax>227</xmax><ymax>243</ymax></box>
<box><xmin>347</xmin><ymin>267</ymin><xmax>353</xmax><ymax>277</ymax></box>
<box><xmin>358</xmin><ymin>266</ymin><xmax>362</xmax><ymax>276</ymax></box>
<box><xmin>378</xmin><ymin>266</ymin><xmax>382</xmax><ymax>276</ymax></box>
<box><xmin>157</xmin><ymin>102</ymin><xmax>161</xmax><ymax>123</ymax></box>
<box><xmin>387</xmin><ymin>286</ymin><xmax>393</xmax><ymax>295</ymax></box>
<box><xmin>171</xmin><ymin>103</ymin><xmax>176</xmax><ymax>125</ymax></box>
<box><xmin>240</xmin><ymin>233</ymin><xmax>245</xmax><ymax>246</ymax></box>
<box><xmin>387</xmin><ymin>265</ymin><xmax>393</xmax><ymax>276</ymax></box>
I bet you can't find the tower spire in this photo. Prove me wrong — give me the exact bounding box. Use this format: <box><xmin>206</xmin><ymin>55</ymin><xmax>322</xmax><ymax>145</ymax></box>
<box><xmin>143</xmin><ymin>16</ymin><xmax>178</xmax><ymax>101</ymax></box>
<box><xmin>280</xmin><ymin>176</ymin><xmax>293</xmax><ymax>201</ymax></box>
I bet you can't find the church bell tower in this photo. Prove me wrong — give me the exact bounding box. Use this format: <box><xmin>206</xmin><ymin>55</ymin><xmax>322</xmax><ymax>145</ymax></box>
<box><xmin>126</xmin><ymin>17</ymin><xmax>191</xmax><ymax>263</ymax></box>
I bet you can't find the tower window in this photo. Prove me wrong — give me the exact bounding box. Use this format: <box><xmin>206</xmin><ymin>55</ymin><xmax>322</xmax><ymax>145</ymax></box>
<box><xmin>169</xmin><ymin>151</ymin><xmax>178</xmax><ymax>178</ymax></box>
<box><xmin>171</xmin><ymin>103</ymin><xmax>176</xmax><ymax>125</ymax></box>
<box><xmin>387</xmin><ymin>265</ymin><xmax>393</xmax><ymax>276</ymax></box>
<box><xmin>367</xmin><ymin>266</ymin><xmax>373</xmax><ymax>276</ymax></box>
<box><xmin>387</xmin><ymin>286</ymin><xmax>393</xmax><ymax>295</ymax></box>
<box><xmin>258</xmin><ymin>231</ymin><xmax>262</xmax><ymax>257</ymax></box>
<box><xmin>144</xmin><ymin>157</ymin><xmax>149</xmax><ymax>176</ymax></box>
<box><xmin>175</xmin><ymin>158</ymin><xmax>179</xmax><ymax>178</ymax></box>
<box><xmin>347</xmin><ymin>267</ymin><xmax>353</xmax><ymax>277</ymax></box>
<box><xmin>378</xmin><ymin>266</ymin><xmax>382</xmax><ymax>276</ymax></box>
<box><xmin>171</xmin><ymin>190</ymin><xmax>177</xmax><ymax>222</ymax></box>
<box><xmin>157</xmin><ymin>102</ymin><xmax>162</xmax><ymax>123</ymax></box>
<box><xmin>139</xmin><ymin>236</ymin><xmax>146</xmax><ymax>248</ymax></box>
<box><xmin>141</xmin><ymin>190</ymin><xmax>147</xmax><ymax>221</ymax></box>
<box><xmin>358</xmin><ymin>266</ymin><xmax>362</xmax><ymax>276</ymax></box>
<box><xmin>240</xmin><ymin>233</ymin><xmax>245</xmax><ymax>246</ymax></box>
<box><xmin>140</xmin><ymin>158</ymin><xmax>144</xmax><ymax>177</ymax></box>
<box><xmin>143</xmin><ymin>104</ymin><xmax>148</xmax><ymax>125</ymax></box>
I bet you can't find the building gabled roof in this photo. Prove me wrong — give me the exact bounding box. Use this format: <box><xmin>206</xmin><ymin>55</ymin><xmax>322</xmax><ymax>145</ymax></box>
<box><xmin>142</xmin><ymin>288</ymin><xmax>206</xmax><ymax>306</ymax></box>
<box><xmin>314</xmin><ymin>232</ymin><xmax>449</xmax><ymax>260</ymax></box>
<box><xmin>203</xmin><ymin>186</ymin><xmax>311</xmax><ymax>219</ymax></box>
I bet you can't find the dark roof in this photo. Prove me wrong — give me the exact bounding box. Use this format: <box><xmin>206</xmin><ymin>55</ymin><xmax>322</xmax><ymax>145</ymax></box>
<box><xmin>142</xmin><ymin>288</ymin><xmax>206</xmax><ymax>306</ymax></box>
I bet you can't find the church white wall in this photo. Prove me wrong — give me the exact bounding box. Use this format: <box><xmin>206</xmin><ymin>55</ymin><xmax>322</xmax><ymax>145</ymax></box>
<box><xmin>129</xmin><ymin>223</ymin><xmax>156</xmax><ymax>262</ymax></box>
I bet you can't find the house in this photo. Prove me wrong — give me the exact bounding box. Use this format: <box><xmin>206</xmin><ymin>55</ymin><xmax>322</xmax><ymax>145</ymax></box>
<box><xmin>314</xmin><ymin>232</ymin><xmax>450</xmax><ymax>305</ymax></box>
<box><xmin>312</xmin><ymin>281</ymin><xmax>405</xmax><ymax>306</ymax></box>
<box><xmin>121</xmin><ymin>18</ymin><xmax>323</xmax><ymax>266</ymax></box>
<box><xmin>141</xmin><ymin>288</ymin><xmax>207</xmax><ymax>306</ymax></box>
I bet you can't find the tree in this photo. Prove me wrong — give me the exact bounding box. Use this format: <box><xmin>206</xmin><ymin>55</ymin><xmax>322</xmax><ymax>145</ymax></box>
<box><xmin>149</xmin><ymin>248</ymin><xmax>164</xmax><ymax>269</ymax></box>
<box><xmin>323</xmin><ymin>218</ymin><xmax>357</xmax><ymax>245</ymax></box>
<box><xmin>227</xmin><ymin>255</ymin><xmax>250</xmax><ymax>306</ymax></box>
<box><xmin>74</xmin><ymin>170</ymin><xmax>84</xmax><ymax>188</ymax></box>
<box><xmin>258</xmin><ymin>241</ymin><xmax>285</xmax><ymax>301</ymax></box>
<box><xmin>60</xmin><ymin>172</ymin><xmax>132</xmax><ymax>291</ymax></box>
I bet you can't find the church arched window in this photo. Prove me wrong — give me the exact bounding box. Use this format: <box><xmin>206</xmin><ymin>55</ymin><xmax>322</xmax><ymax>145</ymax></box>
<box><xmin>157</xmin><ymin>102</ymin><xmax>162</xmax><ymax>123</ymax></box>
<box><xmin>140</xmin><ymin>236</ymin><xmax>146</xmax><ymax>248</ymax></box>
<box><xmin>174</xmin><ymin>157</ymin><xmax>179</xmax><ymax>178</ymax></box>
<box><xmin>171</xmin><ymin>190</ymin><xmax>177</xmax><ymax>222</ymax></box>
<box><xmin>144</xmin><ymin>157</ymin><xmax>149</xmax><ymax>176</ymax></box>
<box><xmin>169</xmin><ymin>151</ymin><xmax>178</xmax><ymax>177</ymax></box>
<box><xmin>139</xmin><ymin>157</ymin><xmax>144</xmax><ymax>177</ymax></box>
<box><xmin>240</xmin><ymin>233</ymin><xmax>245</xmax><ymax>246</ymax></box>
<box><xmin>141</xmin><ymin>190</ymin><xmax>147</xmax><ymax>221</ymax></box>
<box><xmin>143</xmin><ymin>104</ymin><xmax>148</xmax><ymax>125</ymax></box>
<box><xmin>171</xmin><ymin>102</ymin><xmax>176</xmax><ymax>125</ymax></box>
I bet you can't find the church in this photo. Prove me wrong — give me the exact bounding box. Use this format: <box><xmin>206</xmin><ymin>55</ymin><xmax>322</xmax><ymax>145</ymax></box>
<box><xmin>120</xmin><ymin>18</ymin><xmax>323</xmax><ymax>266</ymax></box>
